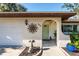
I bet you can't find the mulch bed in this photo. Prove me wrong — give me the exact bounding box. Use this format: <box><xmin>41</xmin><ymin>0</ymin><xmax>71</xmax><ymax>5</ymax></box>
<box><xmin>62</xmin><ymin>47</ymin><xmax>79</xmax><ymax>56</ymax></box>
<box><xmin>19</xmin><ymin>47</ymin><xmax>40</xmax><ymax>56</ymax></box>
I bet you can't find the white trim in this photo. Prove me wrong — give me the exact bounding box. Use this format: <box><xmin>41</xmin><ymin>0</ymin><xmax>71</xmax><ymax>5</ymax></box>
<box><xmin>60</xmin><ymin>47</ymin><xmax>70</xmax><ymax>56</ymax></box>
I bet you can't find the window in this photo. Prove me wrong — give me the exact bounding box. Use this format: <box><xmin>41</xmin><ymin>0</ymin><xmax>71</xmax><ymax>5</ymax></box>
<box><xmin>62</xmin><ymin>25</ymin><xmax>79</xmax><ymax>35</ymax></box>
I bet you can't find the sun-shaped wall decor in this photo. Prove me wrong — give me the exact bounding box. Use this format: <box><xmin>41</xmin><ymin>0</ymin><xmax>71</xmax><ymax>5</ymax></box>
<box><xmin>27</xmin><ymin>23</ymin><xmax>38</xmax><ymax>33</ymax></box>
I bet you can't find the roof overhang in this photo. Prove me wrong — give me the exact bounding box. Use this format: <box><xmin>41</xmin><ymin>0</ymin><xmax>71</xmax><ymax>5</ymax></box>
<box><xmin>62</xmin><ymin>21</ymin><xmax>79</xmax><ymax>23</ymax></box>
<box><xmin>0</xmin><ymin>12</ymin><xmax>76</xmax><ymax>20</ymax></box>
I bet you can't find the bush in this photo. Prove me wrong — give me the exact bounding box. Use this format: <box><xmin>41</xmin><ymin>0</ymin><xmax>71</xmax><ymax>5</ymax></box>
<box><xmin>74</xmin><ymin>40</ymin><xmax>79</xmax><ymax>50</ymax></box>
<box><xmin>69</xmin><ymin>31</ymin><xmax>79</xmax><ymax>51</ymax></box>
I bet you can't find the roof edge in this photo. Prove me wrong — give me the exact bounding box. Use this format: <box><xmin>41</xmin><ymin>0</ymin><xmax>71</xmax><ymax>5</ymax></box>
<box><xmin>0</xmin><ymin>11</ymin><xmax>76</xmax><ymax>13</ymax></box>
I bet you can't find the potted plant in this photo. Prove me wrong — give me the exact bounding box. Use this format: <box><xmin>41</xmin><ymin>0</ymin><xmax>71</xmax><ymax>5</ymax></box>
<box><xmin>66</xmin><ymin>31</ymin><xmax>79</xmax><ymax>52</ymax></box>
<box><xmin>66</xmin><ymin>43</ymin><xmax>76</xmax><ymax>52</ymax></box>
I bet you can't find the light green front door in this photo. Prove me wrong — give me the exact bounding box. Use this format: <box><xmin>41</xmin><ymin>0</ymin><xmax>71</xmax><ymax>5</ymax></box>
<box><xmin>42</xmin><ymin>24</ymin><xmax>49</xmax><ymax>40</ymax></box>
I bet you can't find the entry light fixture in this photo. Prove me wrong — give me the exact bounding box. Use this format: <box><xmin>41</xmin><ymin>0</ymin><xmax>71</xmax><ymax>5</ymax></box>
<box><xmin>25</xmin><ymin>19</ymin><xmax>28</xmax><ymax>25</ymax></box>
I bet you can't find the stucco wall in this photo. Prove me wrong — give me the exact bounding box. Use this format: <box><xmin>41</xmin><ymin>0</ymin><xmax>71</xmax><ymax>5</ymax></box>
<box><xmin>0</xmin><ymin>17</ymin><xmax>61</xmax><ymax>47</ymax></box>
<box><xmin>0</xmin><ymin>18</ymin><xmax>43</xmax><ymax>47</ymax></box>
<box><xmin>0</xmin><ymin>18</ymin><xmax>23</xmax><ymax>46</ymax></box>
<box><xmin>0</xmin><ymin>17</ymin><xmax>71</xmax><ymax>47</ymax></box>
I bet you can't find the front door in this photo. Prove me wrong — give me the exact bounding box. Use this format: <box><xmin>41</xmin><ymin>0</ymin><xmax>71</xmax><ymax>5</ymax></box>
<box><xmin>42</xmin><ymin>24</ymin><xmax>49</xmax><ymax>40</ymax></box>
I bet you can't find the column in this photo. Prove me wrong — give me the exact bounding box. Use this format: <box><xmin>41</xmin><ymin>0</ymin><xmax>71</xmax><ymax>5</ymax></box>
<box><xmin>57</xmin><ymin>18</ymin><xmax>61</xmax><ymax>47</ymax></box>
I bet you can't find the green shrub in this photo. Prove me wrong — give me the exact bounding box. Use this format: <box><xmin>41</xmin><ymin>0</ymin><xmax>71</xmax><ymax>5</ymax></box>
<box><xmin>70</xmin><ymin>31</ymin><xmax>79</xmax><ymax>51</ymax></box>
<box><xmin>74</xmin><ymin>41</ymin><xmax>79</xmax><ymax>50</ymax></box>
<box><xmin>68</xmin><ymin>43</ymin><xmax>74</xmax><ymax>46</ymax></box>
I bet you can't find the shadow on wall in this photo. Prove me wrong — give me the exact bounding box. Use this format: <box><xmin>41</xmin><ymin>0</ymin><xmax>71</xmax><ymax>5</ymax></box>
<box><xmin>0</xmin><ymin>35</ymin><xmax>22</xmax><ymax>46</ymax></box>
<box><xmin>0</xmin><ymin>35</ymin><xmax>22</xmax><ymax>48</ymax></box>
<box><xmin>0</xmin><ymin>48</ymin><xmax>6</xmax><ymax>55</ymax></box>
<box><xmin>43</xmin><ymin>39</ymin><xmax>57</xmax><ymax>47</ymax></box>
<box><xmin>0</xmin><ymin>45</ymin><xmax>22</xmax><ymax>48</ymax></box>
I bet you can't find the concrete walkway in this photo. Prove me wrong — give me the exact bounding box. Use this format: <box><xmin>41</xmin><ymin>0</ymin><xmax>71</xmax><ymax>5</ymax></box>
<box><xmin>42</xmin><ymin>46</ymin><xmax>68</xmax><ymax>56</ymax></box>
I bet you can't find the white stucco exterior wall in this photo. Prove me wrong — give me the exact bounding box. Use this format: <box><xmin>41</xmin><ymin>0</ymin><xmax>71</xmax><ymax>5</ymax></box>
<box><xmin>0</xmin><ymin>18</ymin><xmax>23</xmax><ymax>46</ymax></box>
<box><xmin>0</xmin><ymin>17</ymin><xmax>75</xmax><ymax>47</ymax></box>
<box><xmin>0</xmin><ymin>18</ymin><xmax>43</xmax><ymax>47</ymax></box>
<box><xmin>0</xmin><ymin>17</ymin><xmax>62</xmax><ymax>47</ymax></box>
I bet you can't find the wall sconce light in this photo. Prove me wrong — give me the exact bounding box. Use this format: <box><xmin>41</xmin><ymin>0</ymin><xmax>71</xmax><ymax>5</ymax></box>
<box><xmin>25</xmin><ymin>19</ymin><xmax>28</xmax><ymax>25</ymax></box>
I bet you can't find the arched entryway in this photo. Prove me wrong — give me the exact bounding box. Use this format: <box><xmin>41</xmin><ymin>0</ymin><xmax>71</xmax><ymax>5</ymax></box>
<box><xmin>42</xmin><ymin>20</ymin><xmax>57</xmax><ymax>47</ymax></box>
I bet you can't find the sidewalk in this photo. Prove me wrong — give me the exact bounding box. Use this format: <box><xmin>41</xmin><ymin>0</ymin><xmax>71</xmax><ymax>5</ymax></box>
<box><xmin>42</xmin><ymin>46</ymin><xmax>68</xmax><ymax>56</ymax></box>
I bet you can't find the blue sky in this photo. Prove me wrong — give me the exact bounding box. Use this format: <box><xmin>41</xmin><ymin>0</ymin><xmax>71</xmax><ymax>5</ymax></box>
<box><xmin>21</xmin><ymin>3</ymin><xmax>69</xmax><ymax>11</ymax></box>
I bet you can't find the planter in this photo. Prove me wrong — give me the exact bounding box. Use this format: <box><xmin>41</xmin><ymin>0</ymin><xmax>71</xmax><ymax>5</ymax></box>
<box><xmin>66</xmin><ymin>43</ymin><xmax>76</xmax><ymax>52</ymax></box>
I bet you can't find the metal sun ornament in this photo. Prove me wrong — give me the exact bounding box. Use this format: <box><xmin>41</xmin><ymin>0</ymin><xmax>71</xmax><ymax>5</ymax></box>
<box><xmin>27</xmin><ymin>23</ymin><xmax>38</xmax><ymax>33</ymax></box>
